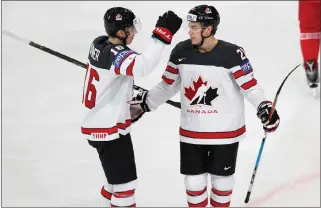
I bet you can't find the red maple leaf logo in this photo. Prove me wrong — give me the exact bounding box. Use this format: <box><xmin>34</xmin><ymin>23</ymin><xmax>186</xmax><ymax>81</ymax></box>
<box><xmin>184</xmin><ymin>77</ymin><xmax>207</xmax><ymax>101</ymax></box>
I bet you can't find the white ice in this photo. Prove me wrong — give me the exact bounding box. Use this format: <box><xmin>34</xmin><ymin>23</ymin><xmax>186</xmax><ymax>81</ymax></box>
<box><xmin>2</xmin><ymin>1</ymin><xmax>320</xmax><ymax>207</ymax></box>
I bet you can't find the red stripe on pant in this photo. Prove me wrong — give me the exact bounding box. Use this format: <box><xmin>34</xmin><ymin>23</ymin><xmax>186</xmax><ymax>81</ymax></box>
<box><xmin>186</xmin><ymin>187</ymin><xmax>207</xmax><ymax>196</ymax></box>
<box><xmin>210</xmin><ymin>199</ymin><xmax>230</xmax><ymax>207</ymax></box>
<box><xmin>113</xmin><ymin>189</ymin><xmax>135</xmax><ymax>198</ymax></box>
<box><xmin>186</xmin><ymin>187</ymin><xmax>208</xmax><ymax>207</ymax></box>
<box><xmin>101</xmin><ymin>187</ymin><xmax>112</xmax><ymax>200</ymax></box>
<box><xmin>212</xmin><ymin>188</ymin><xmax>232</xmax><ymax>196</ymax></box>
<box><xmin>111</xmin><ymin>189</ymin><xmax>136</xmax><ymax>207</ymax></box>
<box><xmin>188</xmin><ymin>199</ymin><xmax>208</xmax><ymax>207</ymax></box>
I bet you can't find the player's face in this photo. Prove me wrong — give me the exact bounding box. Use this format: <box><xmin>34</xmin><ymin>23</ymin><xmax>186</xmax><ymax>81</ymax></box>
<box><xmin>188</xmin><ymin>22</ymin><xmax>203</xmax><ymax>45</ymax></box>
<box><xmin>125</xmin><ymin>18</ymin><xmax>142</xmax><ymax>45</ymax></box>
<box><xmin>125</xmin><ymin>26</ymin><xmax>137</xmax><ymax>45</ymax></box>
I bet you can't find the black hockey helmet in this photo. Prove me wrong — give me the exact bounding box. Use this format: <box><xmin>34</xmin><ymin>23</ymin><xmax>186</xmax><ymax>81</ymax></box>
<box><xmin>187</xmin><ymin>5</ymin><xmax>220</xmax><ymax>35</ymax></box>
<box><xmin>104</xmin><ymin>7</ymin><xmax>140</xmax><ymax>37</ymax></box>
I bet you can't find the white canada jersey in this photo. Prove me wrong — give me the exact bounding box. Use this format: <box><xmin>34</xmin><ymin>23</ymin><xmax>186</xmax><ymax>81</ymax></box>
<box><xmin>146</xmin><ymin>39</ymin><xmax>266</xmax><ymax>145</ymax></box>
<box><xmin>81</xmin><ymin>36</ymin><xmax>164</xmax><ymax>142</ymax></box>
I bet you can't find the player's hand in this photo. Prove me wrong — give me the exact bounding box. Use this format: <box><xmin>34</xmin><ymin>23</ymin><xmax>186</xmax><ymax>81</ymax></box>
<box><xmin>129</xmin><ymin>91</ymin><xmax>150</xmax><ymax>123</ymax></box>
<box><xmin>257</xmin><ymin>101</ymin><xmax>280</xmax><ymax>133</ymax></box>
<box><xmin>152</xmin><ymin>10</ymin><xmax>182</xmax><ymax>44</ymax></box>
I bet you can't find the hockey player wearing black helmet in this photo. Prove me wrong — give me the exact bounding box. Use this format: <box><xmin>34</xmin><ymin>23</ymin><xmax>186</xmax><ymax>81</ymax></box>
<box><xmin>130</xmin><ymin>4</ymin><xmax>280</xmax><ymax>207</ymax></box>
<box><xmin>81</xmin><ymin>6</ymin><xmax>182</xmax><ymax>207</ymax></box>
<box><xmin>103</xmin><ymin>7</ymin><xmax>141</xmax><ymax>45</ymax></box>
<box><xmin>186</xmin><ymin>5</ymin><xmax>220</xmax><ymax>51</ymax></box>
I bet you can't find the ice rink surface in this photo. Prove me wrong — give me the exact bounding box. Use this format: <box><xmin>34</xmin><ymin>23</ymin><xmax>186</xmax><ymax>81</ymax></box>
<box><xmin>2</xmin><ymin>1</ymin><xmax>320</xmax><ymax>207</ymax></box>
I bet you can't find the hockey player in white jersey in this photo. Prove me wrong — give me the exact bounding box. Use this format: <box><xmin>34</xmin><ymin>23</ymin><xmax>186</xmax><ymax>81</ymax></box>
<box><xmin>130</xmin><ymin>5</ymin><xmax>280</xmax><ymax>207</ymax></box>
<box><xmin>81</xmin><ymin>7</ymin><xmax>182</xmax><ymax>207</ymax></box>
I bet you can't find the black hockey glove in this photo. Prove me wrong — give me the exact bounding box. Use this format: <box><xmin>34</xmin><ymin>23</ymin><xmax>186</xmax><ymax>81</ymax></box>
<box><xmin>257</xmin><ymin>101</ymin><xmax>280</xmax><ymax>133</ymax></box>
<box><xmin>152</xmin><ymin>10</ymin><xmax>182</xmax><ymax>44</ymax></box>
<box><xmin>130</xmin><ymin>91</ymin><xmax>151</xmax><ymax>123</ymax></box>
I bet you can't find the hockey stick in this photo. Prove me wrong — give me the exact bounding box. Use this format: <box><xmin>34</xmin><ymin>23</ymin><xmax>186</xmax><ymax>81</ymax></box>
<box><xmin>244</xmin><ymin>63</ymin><xmax>301</xmax><ymax>203</ymax></box>
<box><xmin>2</xmin><ymin>29</ymin><xmax>181</xmax><ymax>109</ymax></box>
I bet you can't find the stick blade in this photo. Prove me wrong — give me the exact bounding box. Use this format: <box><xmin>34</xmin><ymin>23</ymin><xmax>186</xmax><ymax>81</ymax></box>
<box><xmin>2</xmin><ymin>29</ymin><xmax>30</xmax><ymax>44</ymax></box>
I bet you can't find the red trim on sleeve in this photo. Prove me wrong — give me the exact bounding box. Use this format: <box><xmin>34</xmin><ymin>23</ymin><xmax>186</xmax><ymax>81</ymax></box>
<box><xmin>166</xmin><ymin>65</ymin><xmax>179</xmax><ymax>74</ymax></box>
<box><xmin>241</xmin><ymin>78</ymin><xmax>257</xmax><ymax>90</ymax></box>
<box><xmin>126</xmin><ymin>58</ymin><xmax>135</xmax><ymax>76</ymax></box>
<box><xmin>162</xmin><ymin>75</ymin><xmax>175</xmax><ymax>85</ymax></box>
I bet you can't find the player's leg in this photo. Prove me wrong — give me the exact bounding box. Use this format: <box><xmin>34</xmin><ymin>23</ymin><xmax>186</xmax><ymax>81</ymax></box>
<box><xmin>207</xmin><ymin>142</ymin><xmax>239</xmax><ymax>207</ymax></box>
<box><xmin>100</xmin><ymin>181</ymin><xmax>114</xmax><ymax>207</ymax></box>
<box><xmin>93</xmin><ymin>134</ymin><xmax>137</xmax><ymax>207</ymax></box>
<box><xmin>180</xmin><ymin>142</ymin><xmax>209</xmax><ymax>207</ymax></box>
<box><xmin>299</xmin><ymin>1</ymin><xmax>321</xmax><ymax>88</ymax></box>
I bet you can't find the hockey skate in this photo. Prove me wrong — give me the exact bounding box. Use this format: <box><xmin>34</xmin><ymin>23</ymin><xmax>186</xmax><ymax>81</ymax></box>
<box><xmin>303</xmin><ymin>59</ymin><xmax>319</xmax><ymax>97</ymax></box>
<box><xmin>304</xmin><ymin>59</ymin><xmax>319</xmax><ymax>87</ymax></box>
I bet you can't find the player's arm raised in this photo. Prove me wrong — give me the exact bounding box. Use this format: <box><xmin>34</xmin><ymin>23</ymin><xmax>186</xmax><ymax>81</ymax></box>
<box><xmin>112</xmin><ymin>11</ymin><xmax>182</xmax><ymax>77</ymax></box>
<box><xmin>129</xmin><ymin>46</ymin><xmax>182</xmax><ymax>122</ymax></box>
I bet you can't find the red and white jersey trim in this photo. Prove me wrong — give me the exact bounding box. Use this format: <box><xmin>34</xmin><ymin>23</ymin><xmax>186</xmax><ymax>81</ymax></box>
<box><xmin>81</xmin><ymin>119</ymin><xmax>131</xmax><ymax>141</ymax></box>
<box><xmin>180</xmin><ymin>125</ymin><xmax>246</xmax><ymax>145</ymax></box>
<box><xmin>161</xmin><ymin>61</ymin><xmax>179</xmax><ymax>85</ymax></box>
<box><xmin>230</xmin><ymin>65</ymin><xmax>257</xmax><ymax>91</ymax></box>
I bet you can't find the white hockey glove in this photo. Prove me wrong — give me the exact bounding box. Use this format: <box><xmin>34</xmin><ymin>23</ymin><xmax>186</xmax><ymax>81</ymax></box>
<box><xmin>130</xmin><ymin>91</ymin><xmax>151</xmax><ymax>123</ymax></box>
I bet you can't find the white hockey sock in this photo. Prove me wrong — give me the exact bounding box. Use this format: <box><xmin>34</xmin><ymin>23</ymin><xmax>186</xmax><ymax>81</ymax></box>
<box><xmin>210</xmin><ymin>174</ymin><xmax>234</xmax><ymax>207</ymax></box>
<box><xmin>100</xmin><ymin>183</ymin><xmax>114</xmax><ymax>207</ymax></box>
<box><xmin>110</xmin><ymin>180</ymin><xmax>137</xmax><ymax>207</ymax></box>
<box><xmin>184</xmin><ymin>173</ymin><xmax>208</xmax><ymax>207</ymax></box>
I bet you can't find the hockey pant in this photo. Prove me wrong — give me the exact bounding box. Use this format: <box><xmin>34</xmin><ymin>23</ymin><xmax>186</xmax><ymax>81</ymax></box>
<box><xmin>299</xmin><ymin>1</ymin><xmax>321</xmax><ymax>62</ymax></box>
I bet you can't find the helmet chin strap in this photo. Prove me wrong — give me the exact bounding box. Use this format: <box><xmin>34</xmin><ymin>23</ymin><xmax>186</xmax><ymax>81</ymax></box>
<box><xmin>193</xmin><ymin>28</ymin><xmax>212</xmax><ymax>51</ymax></box>
<box><xmin>116</xmin><ymin>28</ymin><xmax>129</xmax><ymax>45</ymax></box>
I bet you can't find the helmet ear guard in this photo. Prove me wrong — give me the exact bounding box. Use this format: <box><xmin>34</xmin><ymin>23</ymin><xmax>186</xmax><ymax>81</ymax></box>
<box><xmin>200</xmin><ymin>22</ymin><xmax>217</xmax><ymax>35</ymax></box>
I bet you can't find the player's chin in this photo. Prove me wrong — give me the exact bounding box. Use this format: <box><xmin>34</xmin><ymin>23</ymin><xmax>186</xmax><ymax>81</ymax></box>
<box><xmin>126</xmin><ymin>38</ymin><xmax>134</xmax><ymax>45</ymax></box>
<box><xmin>191</xmin><ymin>39</ymin><xmax>201</xmax><ymax>45</ymax></box>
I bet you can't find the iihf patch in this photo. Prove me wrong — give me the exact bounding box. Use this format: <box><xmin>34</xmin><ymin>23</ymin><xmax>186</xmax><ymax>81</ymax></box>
<box><xmin>240</xmin><ymin>60</ymin><xmax>253</xmax><ymax>74</ymax></box>
<box><xmin>113</xmin><ymin>50</ymin><xmax>137</xmax><ymax>68</ymax></box>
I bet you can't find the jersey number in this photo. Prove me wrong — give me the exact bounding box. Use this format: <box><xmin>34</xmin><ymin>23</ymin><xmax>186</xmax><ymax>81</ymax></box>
<box><xmin>236</xmin><ymin>48</ymin><xmax>247</xmax><ymax>60</ymax></box>
<box><xmin>82</xmin><ymin>65</ymin><xmax>100</xmax><ymax>109</ymax></box>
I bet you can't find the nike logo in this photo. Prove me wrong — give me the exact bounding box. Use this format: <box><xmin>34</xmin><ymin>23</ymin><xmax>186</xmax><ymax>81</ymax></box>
<box><xmin>224</xmin><ymin>166</ymin><xmax>231</xmax><ymax>170</ymax></box>
<box><xmin>178</xmin><ymin>58</ymin><xmax>186</xmax><ymax>62</ymax></box>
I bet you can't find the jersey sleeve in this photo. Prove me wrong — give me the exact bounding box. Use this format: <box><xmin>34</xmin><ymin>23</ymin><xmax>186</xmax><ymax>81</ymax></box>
<box><xmin>229</xmin><ymin>46</ymin><xmax>266</xmax><ymax>108</ymax></box>
<box><xmin>146</xmin><ymin>76</ymin><xmax>181</xmax><ymax>111</ymax></box>
<box><xmin>145</xmin><ymin>44</ymin><xmax>181</xmax><ymax>110</ymax></box>
<box><xmin>111</xmin><ymin>38</ymin><xmax>165</xmax><ymax>77</ymax></box>
<box><xmin>161</xmin><ymin>45</ymin><xmax>180</xmax><ymax>85</ymax></box>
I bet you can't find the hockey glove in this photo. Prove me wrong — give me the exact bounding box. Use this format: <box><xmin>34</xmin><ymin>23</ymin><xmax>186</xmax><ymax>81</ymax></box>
<box><xmin>130</xmin><ymin>91</ymin><xmax>151</xmax><ymax>123</ymax></box>
<box><xmin>257</xmin><ymin>101</ymin><xmax>280</xmax><ymax>133</ymax></box>
<box><xmin>152</xmin><ymin>10</ymin><xmax>182</xmax><ymax>44</ymax></box>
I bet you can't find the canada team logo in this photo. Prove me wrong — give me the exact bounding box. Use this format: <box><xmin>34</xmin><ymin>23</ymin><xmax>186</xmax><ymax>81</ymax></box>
<box><xmin>115</xmin><ymin>14</ymin><xmax>122</xmax><ymax>21</ymax></box>
<box><xmin>184</xmin><ymin>76</ymin><xmax>219</xmax><ymax>107</ymax></box>
<box><xmin>205</xmin><ymin>8</ymin><xmax>212</xmax><ymax>14</ymax></box>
